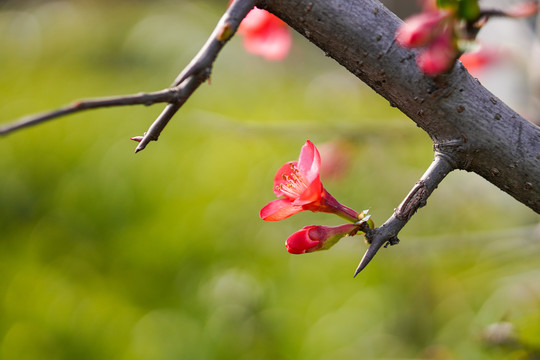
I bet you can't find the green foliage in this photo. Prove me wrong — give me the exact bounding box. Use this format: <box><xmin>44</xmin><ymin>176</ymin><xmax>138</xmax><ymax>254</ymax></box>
<box><xmin>436</xmin><ymin>0</ymin><xmax>459</xmax><ymax>10</ymax></box>
<box><xmin>0</xmin><ymin>1</ymin><xmax>538</xmax><ymax>359</ymax></box>
<box><xmin>458</xmin><ymin>0</ymin><xmax>481</xmax><ymax>20</ymax></box>
<box><xmin>436</xmin><ymin>0</ymin><xmax>480</xmax><ymax>20</ymax></box>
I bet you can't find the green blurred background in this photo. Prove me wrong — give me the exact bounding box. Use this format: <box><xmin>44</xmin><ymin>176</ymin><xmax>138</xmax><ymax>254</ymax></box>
<box><xmin>1</xmin><ymin>1</ymin><xmax>539</xmax><ymax>359</ymax></box>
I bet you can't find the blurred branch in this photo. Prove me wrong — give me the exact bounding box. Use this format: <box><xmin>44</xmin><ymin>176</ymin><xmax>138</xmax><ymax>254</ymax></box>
<box><xmin>0</xmin><ymin>0</ymin><xmax>256</xmax><ymax>153</ymax></box>
<box><xmin>354</xmin><ymin>154</ymin><xmax>455</xmax><ymax>275</ymax></box>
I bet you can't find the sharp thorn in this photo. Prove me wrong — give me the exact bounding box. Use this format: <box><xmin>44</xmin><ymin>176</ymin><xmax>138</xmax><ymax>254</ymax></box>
<box><xmin>134</xmin><ymin>143</ymin><xmax>146</xmax><ymax>153</ymax></box>
<box><xmin>353</xmin><ymin>238</ymin><xmax>386</xmax><ymax>277</ymax></box>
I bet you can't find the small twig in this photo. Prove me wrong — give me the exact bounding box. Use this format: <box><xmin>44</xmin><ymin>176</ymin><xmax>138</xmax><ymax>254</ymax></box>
<box><xmin>354</xmin><ymin>153</ymin><xmax>455</xmax><ymax>276</ymax></box>
<box><xmin>134</xmin><ymin>0</ymin><xmax>256</xmax><ymax>153</ymax></box>
<box><xmin>0</xmin><ymin>88</ymin><xmax>180</xmax><ymax>136</ymax></box>
<box><xmin>0</xmin><ymin>0</ymin><xmax>256</xmax><ymax>151</ymax></box>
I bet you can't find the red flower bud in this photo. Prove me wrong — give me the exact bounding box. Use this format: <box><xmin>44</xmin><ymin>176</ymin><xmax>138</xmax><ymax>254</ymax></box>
<box><xmin>396</xmin><ymin>11</ymin><xmax>451</xmax><ymax>48</ymax></box>
<box><xmin>416</xmin><ymin>31</ymin><xmax>457</xmax><ymax>75</ymax></box>
<box><xmin>286</xmin><ymin>224</ymin><xmax>359</xmax><ymax>254</ymax></box>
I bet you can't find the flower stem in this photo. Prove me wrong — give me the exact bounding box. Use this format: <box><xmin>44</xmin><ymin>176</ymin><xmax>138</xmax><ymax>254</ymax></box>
<box><xmin>322</xmin><ymin>190</ymin><xmax>362</xmax><ymax>223</ymax></box>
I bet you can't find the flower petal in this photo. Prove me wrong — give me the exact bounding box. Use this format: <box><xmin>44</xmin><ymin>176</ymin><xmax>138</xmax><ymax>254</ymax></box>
<box><xmin>243</xmin><ymin>24</ymin><xmax>291</xmax><ymax>61</ymax></box>
<box><xmin>396</xmin><ymin>11</ymin><xmax>449</xmax><ymax>48</ymax></box>
<box><xmin>416</xmin><ymin>32</ymin><xmax>457</xmax><ymax>76</ymax></box>
<box><xmin>240</xmin><ymin>9</ymin><xmax>292</xmax><ymax>61</ymax></box>
<box><xmin>292</xmin><ymin>178</ymin><xmax>323</xmax><ymax>205</ymax></box>
<box><xmin>238</xmin><ymin>8</ymin><xmax>272</xmax><ymax>34</ymax></box>
<box><xmin>260</xmin><ymin>198</ymin><xmax>304</xmax><ymax>221</ymax></box>
<box><xmin>286</xmin><ymin>226</ymin><xmax>319</xmax><ymax>254</ymax></box>
<box><xmin>297</xmin><ymin>140</ymin><xmax>321</xmax><ymax>185</ymax></box>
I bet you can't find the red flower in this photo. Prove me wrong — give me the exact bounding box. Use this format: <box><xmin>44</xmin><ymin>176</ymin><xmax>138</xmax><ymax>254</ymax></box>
<box><xmin>260</xmin><ymin>140</ymin><xmax>361</xmax><ymax>222</ymax></box>
<box><xmin>459</xmin><ymin>45</ymin><xmax>499</xmax><ymax>77</ymax></box>
<box><xmin>396</xmin><ymin>0</ymin><xmax>538</xmax><ymax>76</ymax></box>
<box><xmin>396</xmin><ymin>7</ymin><xmax>458</xmax><ymax>76</ymax></box>
<box><xmin>416</xmin><ymin>30</ymin><xmax>457</xmax><ymax>76</ymax></box>
<box><xmin>395</xmin><ymin>11</ymin><xmax>451</xmax><ymax>48</ymax></box>
<box><xmin>237</xmin><ymin>7</ymin><xmax>291</xmax><ymax>61</ymax></box>
<box><xmin>286</xmin><ymin>224</ymin><xmax>360</xmax><ymax>254</ymax></box>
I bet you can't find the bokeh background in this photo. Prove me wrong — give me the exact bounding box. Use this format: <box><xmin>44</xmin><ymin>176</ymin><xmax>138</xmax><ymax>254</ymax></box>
<box><xmin>1</xmin><ymin>0</ymin><xmax>540</xmax><ymax>359</ymax></box>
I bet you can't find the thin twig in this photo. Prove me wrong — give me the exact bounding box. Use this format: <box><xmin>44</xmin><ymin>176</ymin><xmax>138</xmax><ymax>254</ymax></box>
<box><xmin>0</xmin><ymin>88</ymin><xmax>179</xmax><ymax>136</ymax></box>
<box><xmin>0</xmin><ymin>0</ymin><xmax>256</xmax><ymax>152</ymax></box>
<box><xmin>134</xmin><ymin>0</ymin><xmax>256</xmax><ymax>153</ymax></box>
<box><xmin>354</xmin><ymin>153</ymin><xmax>455</xmax><ymax>276</ymax></box>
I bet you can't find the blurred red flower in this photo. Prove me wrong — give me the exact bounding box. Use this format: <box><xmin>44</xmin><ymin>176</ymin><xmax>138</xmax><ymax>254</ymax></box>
<box><xmin>236</xmin><ymin>6</ymin><xmax>291</xmax><ymax>60</ymax></box>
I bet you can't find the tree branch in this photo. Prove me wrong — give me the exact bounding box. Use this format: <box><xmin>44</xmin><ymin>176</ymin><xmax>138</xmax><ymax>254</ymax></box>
<box><xmin>1</xmin><ymin>0</ymin><xmax>539</xmax><ymax>273</ymax></box>
<box><xmin>0</xmin><ymin>0</ymin><xmax>256</xmax><ymax>152</ymax></box>
<box><xmin>354</xmin><ymin>154</ymin><xmax>455</xmax><ymax>275</ymax></box>
<box><xmin>0</xmin><ymin>87</ymin><xmax>190</xmax><ymax>136</ymax></box>
<box><xmin>134</xmin><ymin>0</ymin><xmax>256</xmax><ymax>153</ymax></box>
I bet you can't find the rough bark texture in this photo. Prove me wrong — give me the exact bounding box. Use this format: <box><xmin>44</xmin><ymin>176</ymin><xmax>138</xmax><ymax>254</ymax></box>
<box><xmin>257</xmin><ymin>0</ymin><xmax>540</xmax><ymax>213</ymax></box>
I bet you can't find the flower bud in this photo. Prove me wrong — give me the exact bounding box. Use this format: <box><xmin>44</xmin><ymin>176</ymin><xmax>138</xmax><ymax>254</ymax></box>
<box><xmin>286</xmin><ymin>224</ymin><xmax>359</xmax><ymax>254</ymax></box>
<box><xmin>416</xmin><ymin>32</ymin><xmax>457</xmax><ymax>75</ymax></box>
<box><xmin>396</xmin><ymin>11</ymin><xmax>450</xmax><ymax>48</ymax></box>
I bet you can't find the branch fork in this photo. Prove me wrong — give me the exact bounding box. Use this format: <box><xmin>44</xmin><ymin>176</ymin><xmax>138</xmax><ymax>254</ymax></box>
<box><xmin>354</xmin><ymin>153</ymin><xmax>455</xmax><ymax>276</ymax></box>
<box><xmin>0</xmin><ymin>0</ymin><xmax>257</xmax><ymax>153</ymax></box>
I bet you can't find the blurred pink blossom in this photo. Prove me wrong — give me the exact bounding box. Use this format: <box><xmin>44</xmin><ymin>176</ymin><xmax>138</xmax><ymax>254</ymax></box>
<box><xmin>236</xmin><ymin>6</ymin><xmax>291</xmax><ymax>60</ymax></box>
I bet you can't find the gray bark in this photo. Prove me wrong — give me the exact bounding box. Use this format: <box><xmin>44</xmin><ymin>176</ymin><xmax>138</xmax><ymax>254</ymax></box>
<box><xmin>257</xmin><ymin>0</ymin><xmax>540</xmax><ymax>213</ymax></box>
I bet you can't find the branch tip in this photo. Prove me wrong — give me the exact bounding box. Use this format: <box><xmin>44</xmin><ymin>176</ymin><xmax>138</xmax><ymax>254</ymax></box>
<box><xmin>354</xmin><ymin>238</ymin><xmax>386</xmax><ymax>277</ymax></box>
<box><xmin>354</xmin><ymin>155</ymin><xmax>455</xmax><ymax>276</ymax></box>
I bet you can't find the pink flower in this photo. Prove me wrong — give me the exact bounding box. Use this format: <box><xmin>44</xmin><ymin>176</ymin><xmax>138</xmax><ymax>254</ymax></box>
<box><xmin>260</xmin><ymin>140</ymin><xmax>361</xmax><ymax>222</ymax></box>
<box><xmin>237</xmin><ymin>7</ymin><xmax>291</xmax><ymax>61</ymax></box>
<box><xmin>395</xmin><ymin>11</ymin><xmax>451</xmax><ymax>48</ymax></box>
<box><xmin>396</xmin><ymin>0</ymin><xmax>538</xmax><ymax>76</ymax></box>
<box><xmin>459</xmin><ymin>46</ymin><xmax>499</xmax><ymax>77</ymax></box>
<box><xmin>396</xmin><ymin>6</ymin><xmax>458</xmax><ymax>76</ymax></box>
<box><xmin>416</xmin><ymin>31</ymin><xmax>457</xmax><ymax>75</ymax></box>
<box><xmin>505</xmin><ymin>1</ymin><xmax>539</xmax><ymax>18</ymax></box>
<box><xmin>318</xmin><ymin>140</ymin><xmax>353</xmax><ymax>181</ymax></box>
<box><xmin>286</xmin><ymin>224</ymin><xmax>360</xmax><ymax>254</ymax></box>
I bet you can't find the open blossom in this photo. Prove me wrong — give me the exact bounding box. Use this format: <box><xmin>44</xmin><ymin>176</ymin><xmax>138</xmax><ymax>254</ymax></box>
<box><xmin>236</xmin><ymin>7</ymin><xmax>291</xmax><ymax>60</ymax></box>
<box><xmin>260</xmin><ymin>140</ymin><xmax>361</xmax><ymax>222</ymax></box>
<box><xmin>286</xmin><ymin>224</ymin><xmax>360</xmax><ymax>254</ymax></box>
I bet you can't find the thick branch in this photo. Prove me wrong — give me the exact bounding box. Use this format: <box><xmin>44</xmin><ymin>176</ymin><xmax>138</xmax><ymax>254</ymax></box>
<box><xmin>258</xmin><ymin>0</ymin><xmax>540</xmax><ymax>213</ymax></box>
<box><xmin>354</xmin><ymin>154</ymin><xmax>454</xmax><ymax>275</ymax></box>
